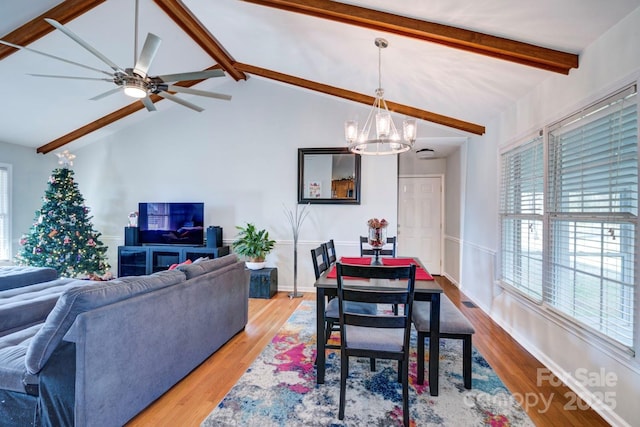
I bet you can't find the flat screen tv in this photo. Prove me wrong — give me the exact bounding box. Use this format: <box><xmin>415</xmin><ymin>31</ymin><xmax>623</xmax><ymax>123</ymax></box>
<box><xmin>138</xmin><ymin>202</ymin><xmax>204</xmax><ymax>246</ymax></box>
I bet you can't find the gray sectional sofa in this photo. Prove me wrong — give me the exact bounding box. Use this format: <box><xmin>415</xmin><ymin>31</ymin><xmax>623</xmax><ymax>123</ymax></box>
<box><xmin>0</xmin><ymin>255</ymin><xmax>249</xmax><ymax>426</ymax></box>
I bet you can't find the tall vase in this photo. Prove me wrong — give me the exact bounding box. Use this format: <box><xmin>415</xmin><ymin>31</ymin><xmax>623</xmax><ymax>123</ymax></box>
<box><xmin>368</xmin><ymin>225</ymin><xmax>387</xmax><ymax>265</ymax></box>
<box><xmin>368</xmin><ymin>225</ymin><xmax>387</xmax><ymax>247</ymax></box>
<box><xmin>283</xmin><ymin>203</ymin><xmax>310</xmax><ymax>299</ymax></box>
<box><xmin>289</xmin><ymin>238</ymin><xmax>302</xmax><ymax>298</ymax></box>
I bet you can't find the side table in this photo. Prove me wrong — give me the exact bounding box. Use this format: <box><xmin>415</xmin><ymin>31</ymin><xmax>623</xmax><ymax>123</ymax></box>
<box><xmin>248</xmin><ymin>267</ymin><xmax>278</xmax><ymax>299</ymax></box>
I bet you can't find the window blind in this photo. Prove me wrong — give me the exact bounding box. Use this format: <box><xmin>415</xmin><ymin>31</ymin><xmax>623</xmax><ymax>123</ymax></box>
<box><xmin>0</xmin><ymin>165</ymin><xmax>9</xmax><ymax>261</ymax></box>
<box><xmin>547</xmin><ymin>85</ymin><xmax>637</xmax><ymax>347</ymax></box>
<box><xmin>500</xmin><ymin>136</ymin><xmax>544</xmax><ymax>299</ymax></box>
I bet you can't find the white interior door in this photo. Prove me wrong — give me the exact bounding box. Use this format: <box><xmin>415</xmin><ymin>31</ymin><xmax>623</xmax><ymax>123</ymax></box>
<box><xmin>397</xmin><ymin>177</ymin><xmax>443</xmax><ymax>275</ymax></box>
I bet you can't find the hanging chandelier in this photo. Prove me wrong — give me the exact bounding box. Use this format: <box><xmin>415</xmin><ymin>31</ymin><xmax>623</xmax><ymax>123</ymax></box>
<box><xmin>345</xmin><ymin>38</ymin><xmax>417</xmax><ymax>155</ymax></box>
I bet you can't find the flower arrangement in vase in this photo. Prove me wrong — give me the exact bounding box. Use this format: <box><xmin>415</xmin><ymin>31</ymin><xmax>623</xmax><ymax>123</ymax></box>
<box><xmin>367</xmin><ymin>218</ymin><xmax>388</xmax><ymax>248</ymax></box>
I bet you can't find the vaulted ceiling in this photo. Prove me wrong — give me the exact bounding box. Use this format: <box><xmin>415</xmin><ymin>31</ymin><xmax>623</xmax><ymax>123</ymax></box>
<box><xmin>1</xmin><ymin>0</ymin><xmax>638</xmax><ymax>156</ymax></box>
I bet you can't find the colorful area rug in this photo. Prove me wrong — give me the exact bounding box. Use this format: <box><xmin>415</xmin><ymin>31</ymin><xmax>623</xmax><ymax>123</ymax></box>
<box><xmin>202</xmin><ymin>301</ymin><xmax>533</xmax><ymax>426</ymax></box>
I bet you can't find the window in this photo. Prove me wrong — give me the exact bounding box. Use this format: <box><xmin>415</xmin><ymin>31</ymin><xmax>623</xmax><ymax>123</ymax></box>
<box><xmin>500</xmin><ymin>135</ymin><xmax>544</xmax><ymax>300</ymax></box>
<box><xmin>0</xmin><ymin>164</ymin><xmax>10</xmax><ymax>261</ymax></box>
<box><xmin>547</xmin><ymin>86</ymin><xmax>637</xmax><ymax>348</ymax></box>
<box><xmin>499</xmin><ymin>85</ymin><xmax>638</xmax><ymax>349</ymax></box>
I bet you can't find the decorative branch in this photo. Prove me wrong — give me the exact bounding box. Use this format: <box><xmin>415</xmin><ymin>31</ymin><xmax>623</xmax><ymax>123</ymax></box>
<box><xmin>283</xmin><ymin>203</ymin><xmax>310</xmax><ymax>243</ymax></box>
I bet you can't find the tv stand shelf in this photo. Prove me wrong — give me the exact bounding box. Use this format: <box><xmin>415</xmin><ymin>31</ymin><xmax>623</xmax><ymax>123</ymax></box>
<box><xmin>117</xmin><ymin>245</ymin><xmax>230</xmax><ymax>277</ymax></box>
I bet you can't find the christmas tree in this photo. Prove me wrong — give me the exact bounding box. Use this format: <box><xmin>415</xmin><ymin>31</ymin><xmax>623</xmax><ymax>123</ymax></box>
<box><xmin>16</xmin><ymin>154</ymin><xmax>110</xmax><ymax>277</ymax></box>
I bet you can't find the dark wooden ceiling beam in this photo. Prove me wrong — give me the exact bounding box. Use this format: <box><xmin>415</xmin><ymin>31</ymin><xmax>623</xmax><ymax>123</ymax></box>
<box><xmin>241</xmin><ymin>0</ymin><xmax>579</xmax><ymax>74</ymax></box>
<box><xmin>235</xmin><ymin>62</ymin><xmax>485</xmax><ymax>135</ymax></box>
<box><xmin>153</xmin><ymin>0</ymin><xmax>247</xmax><ymax>81</ymax></box>
<box><xmin>36</xmin><ymin>69</ymin><xmax>219</xmax><ymax>154</ymax></box>
<box><xmin>0</xmin><ymin>0</ymin><xmax>106</xmax><ymax>60</ymax></box>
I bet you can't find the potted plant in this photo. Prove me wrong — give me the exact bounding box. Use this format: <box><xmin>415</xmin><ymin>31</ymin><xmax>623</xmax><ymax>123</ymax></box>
<box><xmin>232</xmin><ymin>223</ymin><xmax>276</xmax><ymax>270</ymax></box>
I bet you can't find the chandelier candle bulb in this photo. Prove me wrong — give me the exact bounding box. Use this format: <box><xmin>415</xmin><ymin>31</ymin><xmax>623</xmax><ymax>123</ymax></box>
<box><xmin>376</xmin><ymin>112</ymin><xmax>391</xmax><ymax>137</ymax></box>
<box><xmin>403</xmin><ymin>119</ymin><xmax>417</xmax><ymax>142</ymax></box>
<box><xmin>345</xmin><ymin>120</ymin><xmax>358</xmax><ymax>142</ymax></box>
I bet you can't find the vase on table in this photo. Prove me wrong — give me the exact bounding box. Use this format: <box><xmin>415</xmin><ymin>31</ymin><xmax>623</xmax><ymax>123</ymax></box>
<box><xmin>367</xmin><ymin>220</ymin><xmax>388</xmax><ymax>265</ymax></box>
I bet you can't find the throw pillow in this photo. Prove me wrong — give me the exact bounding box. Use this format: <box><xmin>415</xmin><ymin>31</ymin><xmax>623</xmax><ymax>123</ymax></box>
<box><xmin>168</xmin><ymin>259</ymin><xmax>192</xmax><ymax>270</ymax></box>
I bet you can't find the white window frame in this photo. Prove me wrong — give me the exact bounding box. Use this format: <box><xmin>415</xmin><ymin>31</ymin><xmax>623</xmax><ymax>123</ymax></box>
<box><xmin>0</xmin><ymin>163</ymin><xmax>11</xmax><ymax>262</ymax></box>
<box><xmin>498</xmin><ymin>84</ymin><xmax>638</xmax><ymax>355</ymax></box>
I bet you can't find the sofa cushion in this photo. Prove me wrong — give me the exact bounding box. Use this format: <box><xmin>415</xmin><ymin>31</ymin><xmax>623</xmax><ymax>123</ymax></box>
<box><xmin>25</xmin><ymin>270</ymin><xmax>186</xmax><ymax>374</ymax></box>
<box><xmin>0</xmin><ymin>278</ymin><xmax>83</xmax><ymax>337</ymax></box>
<box><xmin>0</xmin><ymin>278</ymin><xmax>74</xmax><ymax>299</ymax></box>
<box><xmin>0</xmin><ymin>266</ymin><xmax>58</xmax><ymax>292</ymax></box>
<box><xmin>176</xmin><ymin>263</ymin><xmax>205</xmax><ymax>280</ymax></box>
<box><xmin>0</xmin><ymin>324</ymin><xmax>42</xmax><ymax>392</ymax></box>
<box><xmin>177</xmin><ymin>254</ymin><xmax>237</xmax><ymax>280</ymax></box>
<box><xmin>200</xmin><ymin>254</ymin><xmax>238</xmax><ymax>273</ymax></box>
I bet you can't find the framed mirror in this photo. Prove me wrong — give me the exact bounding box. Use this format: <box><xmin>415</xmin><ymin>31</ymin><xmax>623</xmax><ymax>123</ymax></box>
<box><xmin>298</xmin><ymin>147</ymin><xmax>361</xmax><ymax>204</ymax></box>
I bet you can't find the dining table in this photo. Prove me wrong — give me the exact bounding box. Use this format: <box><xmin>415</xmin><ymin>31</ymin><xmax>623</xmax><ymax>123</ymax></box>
<box><xmin>314</xmin><ymin>256</ymin><xmax>443</xmax><ymax>396</ymax></box>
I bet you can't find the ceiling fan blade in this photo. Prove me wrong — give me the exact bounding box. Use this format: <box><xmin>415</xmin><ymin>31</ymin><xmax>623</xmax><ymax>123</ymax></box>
<box><xmin>142</xmin><ymin>96</ymin><xmax>157</xmax><ymax>112</ymax></box>
<box><xmin>0</xmin><ymin>39</ymin><xmax>113</xmax><ymax>77</ymax></box>
<box><xmin>90</xmin><ymin>87</ymin><xmax>122</xmax><ymax>101</ymax></box>
<box><xmin>45</xmin><ymin>18</ymin><xmax>124</xmax><ymax>73</ymax></box>
<box><xmin>157</xmin><ymin>91</ymin><xmax>204</xmax><ymax>112</ymax></box>
<box><xmin>133</xmin><ymin>33</ymin><xmax>161</xmax><ymax>78</ymax></box>
<box><xmin>156</xmin><ymin>69</ymin><xmax>225</xmax><ymax>83</ymax></box>
<box><xmin>167</xmin><ymin>85</ymin><xmax>231</xmax><ymax>101</ymax></box>
<box><xmin>27</xmin><ymin>73</ymin><xmax>113</xmax><ymax>82</ymax></box>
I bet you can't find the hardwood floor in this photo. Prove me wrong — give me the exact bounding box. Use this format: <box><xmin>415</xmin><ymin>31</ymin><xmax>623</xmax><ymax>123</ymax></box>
<box><xmin>127</xmin><ymin>277</ymin><xmax>609</xmax><ymax>426</ymax></box>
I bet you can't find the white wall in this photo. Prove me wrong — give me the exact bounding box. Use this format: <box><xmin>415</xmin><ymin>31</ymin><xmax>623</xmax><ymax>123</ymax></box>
<box><xmin>0</xmin><ymin>141</ymin><xmax>58</xmax><ymax>261</ymax></box>
<box><xmin>443</xmin><ymin>145</ymin><xmax>465</xmax><ymax>285</ymax></box>
<box><xmin>71</xmin><ymin>77</ymin><xmax>399</xmax><ymax>292</ymax></box>
<box><xmin>460</xmin><ymin>8</ymin><xmax>640</xmax><ymax>426</ymax></box>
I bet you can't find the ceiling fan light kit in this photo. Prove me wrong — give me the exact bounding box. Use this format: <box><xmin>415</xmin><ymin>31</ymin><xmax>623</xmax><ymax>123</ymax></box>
<box><xmin>123</xmin><ymin>78</ymin><xmax>148</xmax><ymax>99</ymax></box>
<box><xmin>345</xmin><ymin>38</ymin><xmax>417</xmax><ymax>156</ymax></box>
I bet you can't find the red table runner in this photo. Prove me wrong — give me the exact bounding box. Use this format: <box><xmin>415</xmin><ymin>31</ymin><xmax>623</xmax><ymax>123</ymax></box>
<box><xmin>380</xmin><ymin>258</ymin><xmax>416</xmax><ymax>266</ymax></box>
<box><xmin>381</xmin><ymin>258</ymin><xmax>434</xmax><ymax>280</ymax></box>
<box><xmin>339</xmin><ymin>257</ymin><xmax>372</xmax><ymax>265</ymax></box>
<box><xmin>326</xmin><ymin>257</ymin><xmax>434</xmax><ymax>280</ymax></box>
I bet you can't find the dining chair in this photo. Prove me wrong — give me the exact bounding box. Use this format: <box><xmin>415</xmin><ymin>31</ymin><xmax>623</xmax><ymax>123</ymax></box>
<box><xmin>323</xmin><ymin>239</ymin><xmax>337</xmax><ymax>265</ymax></box>
<box><xmin>311</xmin><ymin>245</ymin><xmax>329</xmax><ymax>280</ymax></box>
<box><xmin>311</xmin><ymin>246</ymin><xmax>377</xmax><ymax>365</ymax></box>
<box><xmin>359</xmin><ymin>236</ymin><xmax>397</xmax><ymax>257</ymax></box>
<box><xmin>335</xmin><ymin>262</ymin><xmax>416</xmax><ymax>427</ymax></box>
<box><xmin>359</xmin><ymin>236</ymin><xmax>400</xmax><ymax>315</ymax></box>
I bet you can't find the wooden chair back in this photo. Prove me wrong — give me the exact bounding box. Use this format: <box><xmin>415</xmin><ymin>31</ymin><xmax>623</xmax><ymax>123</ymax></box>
<box><xmin>311</xmin><ymin>245</ymin><xmax>329</xmax><ymax>280</ymax></box>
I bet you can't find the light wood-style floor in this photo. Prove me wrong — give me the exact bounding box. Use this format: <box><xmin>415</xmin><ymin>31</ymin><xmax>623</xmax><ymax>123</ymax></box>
<box><xmin>126</xmin><ymin>276</ymin><xmax>609</xmax><ymax>426</ymax></box>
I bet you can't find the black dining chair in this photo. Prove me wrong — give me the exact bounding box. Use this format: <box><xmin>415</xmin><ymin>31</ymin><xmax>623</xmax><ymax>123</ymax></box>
<box><xmin>311</xmin><ymin>245</ymin><xmax>338</xmax><ymax>350</ymax></box>
<box><xmin>335</xmin><ymin>262</ymin><xmax>417</xmax><ymax>427</ymax></box>
<box><xmin>311</xmin><ymin>245</ymin><xmax>377</xmax><ymax>365</ymax></box>
<box><xmin>359</xmin><ymin>236</ymin><xmax>397</xmax><ymax>257</ymax></box>
<box><xmin>311</xmin><ymin>245</ymin><xmax>329</xmax><ymax>280</ymax></box>
<box><xmin>359</xmin><ymin>236</ymin><xmax>400</xmax><ymax>315</ymax></box>
<box><xmin>323</xmin><ymin>239</ymin><xmax>337</xmax><ymax>265</ymax></box>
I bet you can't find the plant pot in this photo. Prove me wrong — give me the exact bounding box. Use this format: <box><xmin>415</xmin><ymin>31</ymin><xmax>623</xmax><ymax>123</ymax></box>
<box><xmin>246</xmin><ymin>261</ymin><xmax>266</xmax><ymax>270</ymax></box>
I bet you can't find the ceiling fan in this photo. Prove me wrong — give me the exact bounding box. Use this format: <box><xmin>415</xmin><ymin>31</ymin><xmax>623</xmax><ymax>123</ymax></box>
<box><xmin>0</xmin><ymin>0</ymin><xmax>230</xmax><ymax>112</ymax></box>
